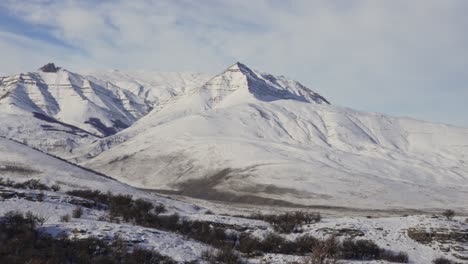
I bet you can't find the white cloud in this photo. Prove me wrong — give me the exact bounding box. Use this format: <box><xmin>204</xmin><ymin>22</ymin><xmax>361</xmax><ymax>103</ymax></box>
<box><xmin>1</xmin><ymin>0</ymin><xmax>467</xmax><ymax>126</ymax></box>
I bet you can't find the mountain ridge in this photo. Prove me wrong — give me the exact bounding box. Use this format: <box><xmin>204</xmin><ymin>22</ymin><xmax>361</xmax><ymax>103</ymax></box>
<box><xmin>1</xmin><ymin>62</ymin><xmax>467</xmax><ymax>211</ymax></box>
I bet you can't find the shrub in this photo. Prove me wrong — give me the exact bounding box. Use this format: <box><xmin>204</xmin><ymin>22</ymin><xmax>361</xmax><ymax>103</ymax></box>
<box><xmin>214</xmin><ymin>247</ymin><xmax>244</xmax><ymax>264</ymax></box>
<box><xmin>380</xmin><ymin>251</ymin><xmax>409</xmax><ymax>263</ymax></box>
<box><xmin>51</xmin><ymin>183</ymin><xmax>61</xmax><ymax>192</ymax></box>
<box><xmin>340</xmin><ymin>239</ymin><xmax>380</xmax><ymax>260</ymax></box>
<box><xmin>66</xmin><ymin>189</ymin><xmax>110</xmax><ymax>205</ymax></box>
<box><xmin>154</xmin><ymin>203</ymin><xmax>166</xmax><ymax>215</ymax></box>
<box><xmin>249</xmin><ymin>211</ymin><xmax>321</xmax><ymax>233</ymax></box>
<box><xmin>295</xmin><ymin>234</ymin><xmax>320</xmax><ymax>254</ymax></box>
<box><xmin>433</xmin><ymin>257</ymin><xmax>455</xmax><ymax>264</ymax></box>
<box><xmin>72</xmin><ymin>206</ymin><xmax>83</xmax><ymax>218</ymax></box>
<box><xmin>261</xmin><ymin>232</ymin><xmax>287</xmax><ymax>253</ymax></box>
<box><xmin>338</xmin><ymin>239</ymin><xmax>408</xmax><ymax>263</ymax></box>
<box><xmin>60</xmin><ymin>214</ymin><xmax>70</xmax><ymax>222</ymax></box>
<box><xmin>238</xmin><ymin>233</ymin><xmax>263</xmax><ymax>256</ymax></box>
<box><xmin>442</xmin><ymin>209</ymin><xmax>455</xmax><ymax>220</ymax></box>
<box><xmin>0</xmin><ymin>211</ymin><xmax>176</xmax><ymax>263</ymax></box>
<box><xmin>0</xmin><ymin>178</ymin><xmax>50</xmax><ymax>191</ymax></box>
<box><xmin>306</xmin><ymin>236</ymin><xmax>338</xmax><ymax>264</ymax></box>
<box><xmin>201</xmin><ymin>247</ymin><xmax>244</xmax><ymax>263</ymax></box>
<box><xmin>36</xmin><ymin>192</ymin><xmax>44</xmax><ymax>202</ymax></box>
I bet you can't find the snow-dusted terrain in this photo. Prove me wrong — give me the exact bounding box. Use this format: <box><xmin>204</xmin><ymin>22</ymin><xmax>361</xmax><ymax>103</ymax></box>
<box><xmin>76</xmin><ymin>62</ymin><xmax>468</xmax><ymax>211</ymax></box>
<box><xmin>0</xmin><ymin>139</ymin><xmax>465</xmax><ymax>263</ymax></box>
<box><xmin>0</xmin><ymin>62</ymin><xmax>467</xmax><ymax>211</ymax></box>
<box><xmin>0</xmin><ymin>136</ymin><xmax>200</xmax><ymax>214</ymax></box>
<box><xmin>0</xmin><ymin>60</ymin><xmax>467</xmax><ymax>263</ymax></box>
<box><xmin>1</xmin><ymin>62</ymin><xmax>468</xmax><ymax>211</ymax></box>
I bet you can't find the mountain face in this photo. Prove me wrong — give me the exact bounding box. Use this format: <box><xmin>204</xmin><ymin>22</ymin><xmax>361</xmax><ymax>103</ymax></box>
<box><xmin>0</xmin><ymin>64</ymin><xmax>150</xmax><ymax>137</ymax></box>
<box><xmin>2</xmin><ymin>62</ymin><xmax>468</xmax><ymax>211</ymax></box>
<box><xmin>0</xmin><ymin>64</ymin><xmax>208</xmax><ymax>157</ymax></box>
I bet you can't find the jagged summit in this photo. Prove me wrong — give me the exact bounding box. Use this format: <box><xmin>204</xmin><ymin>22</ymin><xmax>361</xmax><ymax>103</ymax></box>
<box><xmin>226</xmin><ymin>61</ymin><xmax>251</xmax><ymax>72</ymax></box>
<box><xmin>203</xmin><ymin>62</ymin><xmax>330</xmax><ymax>105</ymax></box>
<box><xmin>39</xmin><ymin>63</ymin><xmax>60</xmax><ymax>73</ymax></box>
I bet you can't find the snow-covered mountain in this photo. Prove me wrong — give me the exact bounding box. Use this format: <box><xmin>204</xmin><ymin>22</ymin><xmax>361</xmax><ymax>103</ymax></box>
<box><xmin>0</xmin><ymin>63</ymin><xmax>208</xmax><ymax>157</ymax></box>
<box><xmin>1</xmin><ymin>62</ymin><xmax>467</xmax><ymax>211</ymax></box>
<box><xmin>0</xmin><ymin>63</ymin><xmax>150</xmax><ymax>136</ymax></box>
<box><xmin>74</xmin><ymin>62</ymin><xmax>468</xmax><ymax>211</ymax></box>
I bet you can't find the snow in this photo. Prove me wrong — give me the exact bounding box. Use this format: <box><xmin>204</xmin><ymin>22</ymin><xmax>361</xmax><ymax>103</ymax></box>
<box><xmin>1</xmin><ymin>187</ymin><xmax>466</xmax><ymax>263</ymax></box>
<box><xmin>1</xmin><ymin>62</ymin><xmax>467</xmax><ymax>263</ymax></box>
<box><xmin>71</xmin><ymin>63</ymin><xmax>468</xmax><ymax>211</ymax></box>
<box><xmin>0</xmin><ymin>137</ymin><xmax>204</xmax><ymax>214</ymax></box>
<box><xmin>0</xmin><ymin>198</ymin><xmax>209</xmax><ymax>262</ymax></box>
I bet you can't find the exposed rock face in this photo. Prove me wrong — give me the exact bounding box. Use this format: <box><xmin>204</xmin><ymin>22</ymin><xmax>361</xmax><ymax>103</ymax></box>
<box><xmin>39</xmin><ymin>63</ymin><xmax>60</xmax><ymax>73</ymax></box>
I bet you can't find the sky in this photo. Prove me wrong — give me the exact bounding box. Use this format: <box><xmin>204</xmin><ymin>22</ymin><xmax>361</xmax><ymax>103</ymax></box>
<box><xmin>0</xmin><ymin>0</ymin><xmax>467</xmax><ymax>127</ymax></box>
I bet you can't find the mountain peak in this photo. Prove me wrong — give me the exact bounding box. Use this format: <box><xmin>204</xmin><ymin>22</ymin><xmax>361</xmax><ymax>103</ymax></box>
<box><xmin>39</xmin><ymin>63</ymin><xmax>60</xmax><ymax>73</ymax></box>
<box><xmin>207</xmin><ymin>62</ymin><xmax>330</xmax><ymax>105</ymax></box>
<box><xmin>226</xmin><ymin>62</ymin><xmax>255</xmax><ymax>75</ymax></box>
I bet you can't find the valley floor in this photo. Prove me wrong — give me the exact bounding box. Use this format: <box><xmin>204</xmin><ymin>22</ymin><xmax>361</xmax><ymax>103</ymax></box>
<box><xmin>1</xmin><ymin>183</ymin><xmax>466</xmax><ymax>264</ymax></box>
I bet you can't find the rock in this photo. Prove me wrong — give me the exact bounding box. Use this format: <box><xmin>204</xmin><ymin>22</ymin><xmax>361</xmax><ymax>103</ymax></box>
<box><xmin>39</xmin><ymin>63</ymin><xmax>60</xmax><ymax>73</ymax></box>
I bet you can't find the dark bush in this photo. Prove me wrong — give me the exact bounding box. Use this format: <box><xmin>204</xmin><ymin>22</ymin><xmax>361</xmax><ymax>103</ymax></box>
<box><xmin>214</xmin><ymin>247</ymin><xmax>244</xmax><ymax>264</ymax></box>
<box><xmin>249</xmin><ymin>211</ymin><xmax>321</xmax><ymax>233</ymax></box>
<box><xmin>36</xmin><ymin>192</ymin><xmax>44</xmax><ymax>202</ymax></box>
<box><xmin>380</xmin><ymin>251</ymin><xmax>409</xmax><ymax>263</ymax></box>
<box><xmin>238</xmin><ymin>233</ymin><xmax>263</xmax><ymax>256</ymax></box>
<box><xmin>201</xmin><ymin>248</ymin><xmax>244</xmax><ymax>264</ymax></box>
<box><xmin>67</xmin><ymin>189</ymin><xmax>110</xmax><ymax>205</ymax></box>
<box><xmin>433</xmin><ymin>257</ymin><xmax>455</xmax><ymax>264</ymax></box>
<box><xmin>261</xmin><ymin>232</ymin><xmax>287</xmax><ymax>253</ymax></box>
<box><xmin>338</xmin><ymin>239</ymin><xmax>408</xmax><ymax>263</ymax></box>
<box><xmin>340</xmin><ymin>239</ymin><xmax>380</xmax><ymax>260</ymax></box>
<box><xmin>0</xmin><ymin>178</ymin><xmax>50</xmax><ymax>191</ymax></box>
<box><xmin>442</xmin><ymin>209</ymin><xmax>455</xmax><ymax>220</ymax></box>
<box><xmin>306</xmin><ymin>236</ymin><xmax>338</xmax><ymax>264</ymax></box>
<box><xmin>295</xmin><ymin>234</ymin><xmax>320</xmax><ymax>254</ymax></box>
<box><xmin>72</xmin><ymin>206</ymin><xmax>83</xmax><ymax>218</ymax></box>
<box><xmin>60</xmin><ymin>214</ymin><xmax>70</xmax><ymax>222</ymax></box>
<box><xmin>51</xmin><ymin>183</ymin><xmax>61</xmax><ymax>192</ymax></box>
<box><xmin>0</xmin><ymin>211</ymin><xmax>176</xmax><ymax>264</ymax></box>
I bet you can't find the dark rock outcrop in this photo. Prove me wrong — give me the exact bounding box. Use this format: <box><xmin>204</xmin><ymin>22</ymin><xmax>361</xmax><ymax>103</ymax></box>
<box><xmin>39</xmin><ymin>63</ymin><xmax>60</xmax><ymax>73</ymax></box>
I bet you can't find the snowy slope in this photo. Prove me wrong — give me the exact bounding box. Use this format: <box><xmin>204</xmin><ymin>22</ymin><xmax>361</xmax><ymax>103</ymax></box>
<box><xmin>0</xmin><ymin>136</ymin><xmax>201</xmax><ymax>214</ymax></box>
<box><xmin>0</xmin><ymin>64</ymin><xmax>210</xmax><ymax>157</ymax></box>
<box><xmin>80</xmin><ymin>63</ymin><xmax>468</xmax><ymax>211</ymax></box>
<box><xmin>84</xmin><ymin>69</ymin><xmax>212</xmax><ymax>105</ymax></box>
<box><xmin>0</xmin><ymin>65</ymin><xmax>150</xmax><ymax>137</ymax></box>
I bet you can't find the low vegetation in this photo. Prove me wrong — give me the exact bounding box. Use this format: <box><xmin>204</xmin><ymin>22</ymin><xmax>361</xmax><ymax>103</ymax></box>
<box><xmin>0</xmin><ymin>178</ymin><xmax>52</xmax><ymax>191</ymax></box>
<box><xmin>60</xmin><ymin>214</ymin><xmax>70</xmax><ymax>222</ymax></box>
<box><xmin>202</xmin><ymin>248</ymin><xmax>244</xmax><ymax>264</ymax></box>
<box><xmin>432</xmin><ymin>257</ymin><xmax>456</xmax><ymax>264</ymax></box>
<box><xmin>442</xmin><ymin>209</ymin><xmax>456</xmax><ymax>220</ymax></box>
<box><xmin>0</xmin><ymin>163</ymin><xmax>39</xmax><ymax>174</ymax></box>
<box><xmin>248</xmin><ymin>211</ymin><xmax>321</xmax><ymax>233</ymax></box>
<box><xmin>0</xmin><ymin>211</ymin><xmax>176</xmax><ymax>264</ymax></box>
<box><xmin>1</xmin><ymin>178</ymin><xmax>410</xmax><ymax>263</ymax></box>
<box><xmin>72</xmin><ymin>206</ymin><xmax>83</xmax><ymax>218</ymax></box>
<box><xmin>66</xmin><ymin>189</ymin><xmax>166</xmax><ymax>225</ymax></box>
